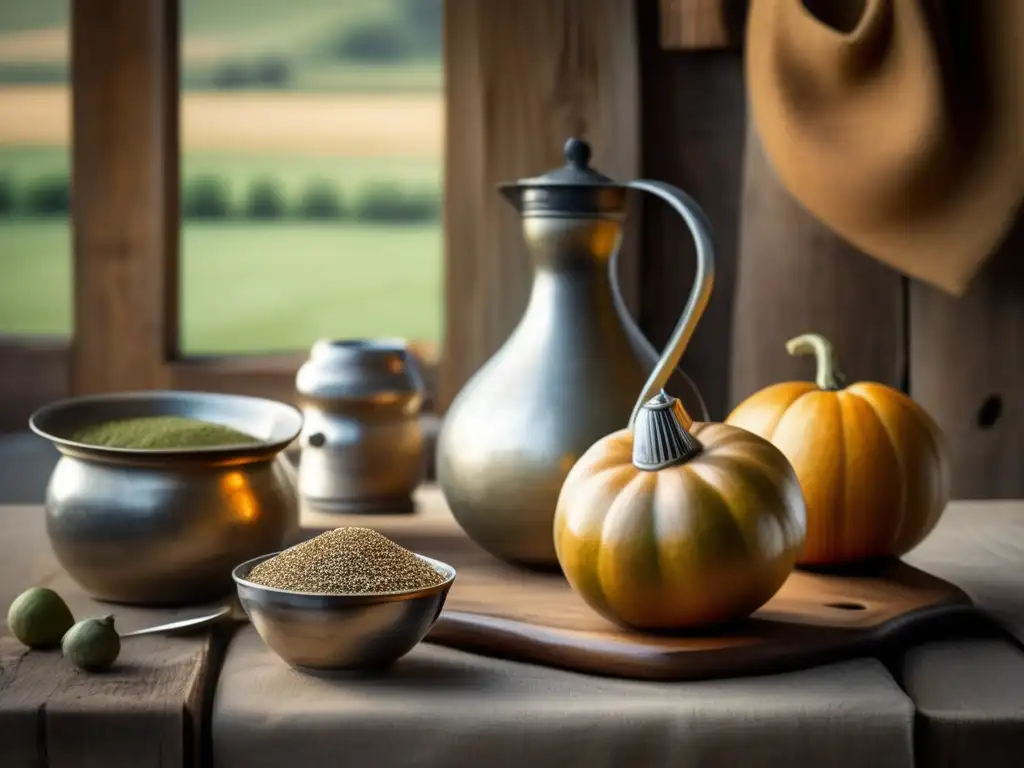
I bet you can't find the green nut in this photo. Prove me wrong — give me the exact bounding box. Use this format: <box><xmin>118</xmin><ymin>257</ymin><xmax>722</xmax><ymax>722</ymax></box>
<box><xmin>62</xmin><ymin>615</ymin><xmax>121</xmax><ymax>672</ymax></box>
<box><xmin>7</xmin><ymin>587</ymin><xmax>75</xmax><ymax>649</ymax></box>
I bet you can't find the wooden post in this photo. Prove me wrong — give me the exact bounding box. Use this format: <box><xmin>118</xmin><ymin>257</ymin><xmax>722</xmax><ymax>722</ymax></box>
<box><xmin>637</xmin><ymin>0</ymin><xmax>747</xmax><ymax>419</ymax></box>
<box><xmin>71</xmin><ymin>0</ymin><xmax>179</xmax><ymax>394</ymax></box>
<box><xmin>440</xmin><ymin>0</ymin><xmax>641</xmax><ymax>410</ymax></box>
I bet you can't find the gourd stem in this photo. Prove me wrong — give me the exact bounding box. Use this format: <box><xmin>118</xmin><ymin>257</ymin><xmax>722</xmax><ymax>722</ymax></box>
<box><xmin>632</xmin><ymin>391</ymin><xmax>702</xmax><ymax>471</ymax></box>
<box><xmin>785</xmin><ymin>333</ymin><xmax>845</xmax><ymax>391</ymax></box>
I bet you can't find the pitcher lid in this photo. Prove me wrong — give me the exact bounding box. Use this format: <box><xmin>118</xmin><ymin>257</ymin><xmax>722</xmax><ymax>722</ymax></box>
<box><xmin>498</xmin><ymin>138</ymin><xmax>627</xmax><ymax>217</ymax></box>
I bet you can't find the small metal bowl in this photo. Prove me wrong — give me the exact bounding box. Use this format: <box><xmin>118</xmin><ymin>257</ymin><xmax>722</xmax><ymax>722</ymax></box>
<box><xmin>233</xmin><ymin>552</ymin><xmax>456</xmax><ymax>671</ymax></box>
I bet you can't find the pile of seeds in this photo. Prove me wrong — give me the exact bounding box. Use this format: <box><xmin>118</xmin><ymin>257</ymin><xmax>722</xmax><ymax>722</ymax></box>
<box><xmin>247</xmin><ymin>527</ymin><xmax>447</xmax><ymax>594</ymax></box>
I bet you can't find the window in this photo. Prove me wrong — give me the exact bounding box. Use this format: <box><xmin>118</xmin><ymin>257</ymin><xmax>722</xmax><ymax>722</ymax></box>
<box><xmin>177</xmin><ymin>0</ymin><xmax>443</xmax><ymax>356</ymax></box>
<box><xmin>2</xmin><ymin>0</ymin><xmax>645</xmax><ymax>429</ymax></box>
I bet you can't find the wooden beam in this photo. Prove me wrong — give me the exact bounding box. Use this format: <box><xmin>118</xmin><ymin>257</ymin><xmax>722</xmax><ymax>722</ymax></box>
<box><xmin>909</xmin><ymin>218</ymin><xmax>1024</xmax><ymax>499</ymax></box>
<box><xmin>70</xmin><ymin>0</ymin><xmax>179</xmax><ymax>394</ymax></box>
<box><xmin>658</xmin><ymin>0</ymin><xmax>748</xmax><ymax>50</ymax></box>
<box><xmin>440</xmin><ymin>0</ymin><xmax>641</xmax><ymax>409</ymax></box>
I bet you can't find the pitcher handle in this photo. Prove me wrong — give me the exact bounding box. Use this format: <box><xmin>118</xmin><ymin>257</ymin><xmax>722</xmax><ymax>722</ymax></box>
<box><xmin>619</xmin><ymin>180</ymin><xmax>715</xmax><ymax>429</ymax></box>
<box><xmin>609</xmin><ymin>250</ymin><xmax>710</xmax><ymax>424</ymax></box>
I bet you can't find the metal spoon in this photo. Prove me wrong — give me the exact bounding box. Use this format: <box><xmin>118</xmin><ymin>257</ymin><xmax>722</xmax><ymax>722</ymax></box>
<box><xmin>120</xmin><ymin>606</ymin><xmax>235</xmax><ymax>638</ymax></box>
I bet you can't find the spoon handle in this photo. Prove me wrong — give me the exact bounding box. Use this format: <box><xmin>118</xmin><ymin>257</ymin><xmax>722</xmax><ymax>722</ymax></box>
<box><xmin>121</xmin><ymin>607</ymin><xmax>234</xmax><ymax>638</ymax></box>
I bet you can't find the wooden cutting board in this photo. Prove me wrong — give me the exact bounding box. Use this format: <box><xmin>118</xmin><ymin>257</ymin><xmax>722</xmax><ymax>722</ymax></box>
<box><xmin>302</xmin><ymin>488</ymin><xmax>977</xmax><ymax>681</ymax></box>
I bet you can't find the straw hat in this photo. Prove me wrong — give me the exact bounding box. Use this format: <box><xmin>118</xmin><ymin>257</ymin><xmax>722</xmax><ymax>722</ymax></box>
<box><xmin>746</xmin><ymin>0</ymin><xmax>1024</xmax><ymax>295</ymax></box>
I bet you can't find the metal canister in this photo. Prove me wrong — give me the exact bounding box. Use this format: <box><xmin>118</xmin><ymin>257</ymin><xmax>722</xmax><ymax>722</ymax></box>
<box><xmin>295</xmin><ymin>339</ymin><xmax>427</xmax><ymax>513</ymax></box>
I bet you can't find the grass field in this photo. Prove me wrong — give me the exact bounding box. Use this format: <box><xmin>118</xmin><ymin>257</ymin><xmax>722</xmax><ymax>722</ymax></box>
<box><xmin>0</xmin><ymin>220</ymin><xmax>441</xmax><ymax>352</ymax></box>
<box><xmin>0</xmin><ymin>144</ymin><xmax>443</xmax><ymax>352</ymax></box>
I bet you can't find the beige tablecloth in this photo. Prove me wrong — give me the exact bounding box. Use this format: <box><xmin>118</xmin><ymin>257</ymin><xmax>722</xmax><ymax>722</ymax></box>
<box><xmin>213</xmin><ymin>634</ymin><xmax>913</xmax><ymax>768</ymax></box>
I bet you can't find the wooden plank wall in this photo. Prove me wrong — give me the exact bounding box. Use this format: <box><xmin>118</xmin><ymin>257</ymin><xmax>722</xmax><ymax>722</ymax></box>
<box><xmin>910</xmin><ymin>220</ymin><xmax>1024</xmax><ymax>499</ymax></box>
<box><xmin>729</xmin><ymin>125</ymin><xmax>908</xmax><ymax>402</ymax></box>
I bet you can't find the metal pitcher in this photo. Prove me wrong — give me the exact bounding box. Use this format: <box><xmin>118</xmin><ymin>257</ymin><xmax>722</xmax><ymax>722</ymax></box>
<box><xmin>436</xmin><ymin>137</ymin><xmax>715</xmax><ymax>570</ymax></box>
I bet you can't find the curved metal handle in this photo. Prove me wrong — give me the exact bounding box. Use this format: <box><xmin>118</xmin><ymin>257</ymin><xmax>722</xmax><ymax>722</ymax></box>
<box><xmin>620</xmin><ymin>180</ymin><xmax>715</xmax><ymax>429</ymax></box>
<box><xmin>609</xmin><ymin>250</ymin><xmax>710</xmax><ymax>424</ymax></box>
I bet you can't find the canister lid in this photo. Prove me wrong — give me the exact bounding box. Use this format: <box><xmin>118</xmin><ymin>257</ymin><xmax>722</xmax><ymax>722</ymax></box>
<box><xmin>295</xmin><ymin>339</ymin><xmax>424</xmax><ymax>403</ymax></box>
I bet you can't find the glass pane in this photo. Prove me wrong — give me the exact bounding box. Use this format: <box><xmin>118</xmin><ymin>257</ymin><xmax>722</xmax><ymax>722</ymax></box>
<box><xmin>0</xmin><ymin>1</ymin><xmax>72</xmax><ymax>338</ymax></box>
<box><xmin>179</xmin><ymin>0</ymin><xmax>443</xmax><ymax>356</ymax></box>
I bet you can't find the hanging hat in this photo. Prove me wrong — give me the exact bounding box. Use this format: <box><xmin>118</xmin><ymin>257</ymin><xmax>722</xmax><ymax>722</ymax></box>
<box><xmin>746</xmin><ymin>0</ymin><xmax>1024</xmax><ymax>295</ymax></box>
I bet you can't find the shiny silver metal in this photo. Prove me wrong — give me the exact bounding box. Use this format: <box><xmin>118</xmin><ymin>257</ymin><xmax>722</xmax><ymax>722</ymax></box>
<box><xmin>295</xmin><ymin>339</ymin><xmax>426</xmax><ymax>514</ymax></box>
<box><xmin>29</xmin><ymin>391</ymin><xmax>303</xmax><ymax>606</ymax></box>
<box><xmin>233</xmin><ymin>552</ymin><xmax>455</xmax><ymax>671</ymax></box>
<box><xmin>120</xmin><ymin>606</ymin><xmax>235</xmax><ymax>638</ymax></box>
<box><xmin>437</xmin><ymin>137</ymin><xmax>715</xmax><ymax>570</ymax></box>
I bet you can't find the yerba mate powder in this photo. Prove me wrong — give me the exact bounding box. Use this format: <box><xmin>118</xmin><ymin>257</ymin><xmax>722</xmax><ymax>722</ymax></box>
<box><xmin>247</xmin><ymin>527</ymin><xmax>446</xmax><ymax>594</ymax></box>
<box><xmin>71</xmin><ymin>416</ymin><xmax>260</xmax><ymax>450</ymax></box>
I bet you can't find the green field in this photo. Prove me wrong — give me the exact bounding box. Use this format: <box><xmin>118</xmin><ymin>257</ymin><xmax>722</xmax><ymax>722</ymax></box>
<box><xmin>0</xmin><ymin>146</ymin><xmax>443</xmax><ymax>353</ymax></box>
<box><xmin>0</xmin><ymin>220</ymin><xmax>441</xmax><ymax>353</ymax></box>
<box><xmin>0</xmin><ymin>146</ymin><xmax>440</xmax><ymax>199</ymax></box>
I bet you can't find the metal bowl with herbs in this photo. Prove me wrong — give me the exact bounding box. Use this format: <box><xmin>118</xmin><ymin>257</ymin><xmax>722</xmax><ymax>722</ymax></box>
<box><xmin>233</xmin><ymin>527</ymin><xmax>456</xmax><ymax>672</ymax></box>
<box><xmin>30</xmin><ymin>390</ymin><xmax>303</xmax><ymax>606</ymax></box>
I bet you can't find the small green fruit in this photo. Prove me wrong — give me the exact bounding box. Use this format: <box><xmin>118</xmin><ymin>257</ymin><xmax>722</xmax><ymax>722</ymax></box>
<box><xmin>62</xmin><ymin>615</ymin><xmax>121</xmax><ymax>672</ymax></box>
<box><xmin>7</xmin><ymin>587</ymin><xmax>75</xmax><ymax>649</ymax></box>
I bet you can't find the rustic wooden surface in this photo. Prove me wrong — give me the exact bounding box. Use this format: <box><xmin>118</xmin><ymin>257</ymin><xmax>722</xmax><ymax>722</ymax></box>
<box><xmin>0</xmin><ymin>506</ymin><xmax>232</xmax><ymax>768</ymax></box>
<box><xmin>900</xmin><ymin>502</ymin><xmax>1024</xmax><ymax>768</ymax></box>
<box><xmin>440</xmin><ymin>0</ymin><xmax>641</xmax><ymax>410</ymax></box>
<box><xmin>305</xmin><ymin>489</ymin><xmax>972</xmax><ymax>682</ymax></box>
<box><xmin>729</xmin><ymin>123</ymin><xmax>908</xmax><ymax>406</ymax></box>
<box><xmin>899</xmin><ymin>640</ymin><xmax>1024</xmax><ymax>768</ymax></box>
<box><xmin>657</xmin><ymin>0</ymin><xmax>747</xmax><ymax>50</ymax></box>
<box><xmin>0</xmin><ymin>339</ymin><xmax>69</xmax><ymax>434</ymax></box>
<box><xmin>638</xmin><ymin>7</ymin><xmax>747</xmax><ymax>419</ymax></box>
<box><xmin>71</xmin><ymin>0</ymin><xmax>179</xmax><ymax>395</ymax></box>
<box><xmin>909</xmin><ymin>219</ymin><xmax>1024</xmax><ymax>499</ymax></box>
<box><xmin>903</xmin><ymin>500</ymin><xmax>1024</xmax><ymax>644</ymax></box>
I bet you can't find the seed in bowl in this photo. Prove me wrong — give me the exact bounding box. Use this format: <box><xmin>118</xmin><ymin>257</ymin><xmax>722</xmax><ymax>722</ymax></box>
<box><xmin>246</xmin><ymin>527</ymin><xmax>447</xmax><ymax>594</ymax></box>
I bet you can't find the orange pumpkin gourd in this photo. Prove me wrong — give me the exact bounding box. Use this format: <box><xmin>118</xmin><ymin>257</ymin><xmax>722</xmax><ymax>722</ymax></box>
<box><xmin>726</xmin><ymin>333</ymin><xmax>950</xmax><ymax>566</ymax></box>
<box><xmin>553</xmin><ymin>392</ymin><xmax>806</xmax><ymax>631</ymax></box>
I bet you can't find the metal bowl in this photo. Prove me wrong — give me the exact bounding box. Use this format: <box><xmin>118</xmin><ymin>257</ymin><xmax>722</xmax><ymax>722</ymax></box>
<box><xmin>233</xmin><ymin>552</ymin><xmax>456</xmax><ymax>671</ymax></box>
<box><xmin>29</xmin><ymin>390</ymin><xmax>303</xmax><ymax>606</ymax></box>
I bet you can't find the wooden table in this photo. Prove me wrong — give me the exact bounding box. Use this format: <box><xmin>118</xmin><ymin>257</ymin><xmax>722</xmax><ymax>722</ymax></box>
<box><xmin>1</xmin><ymin>490</ymin><xmax>1022</xmax><ymax>768</ymax></box>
